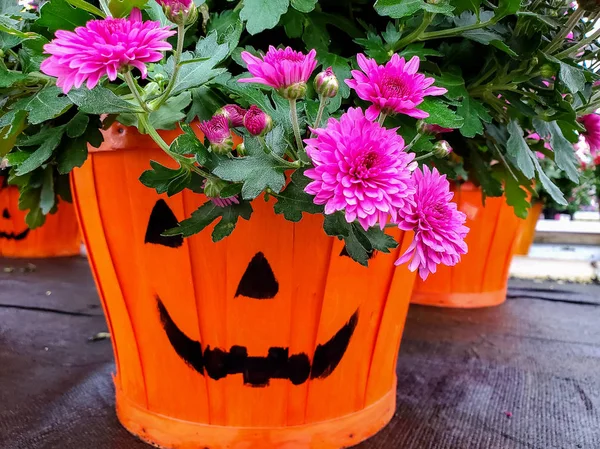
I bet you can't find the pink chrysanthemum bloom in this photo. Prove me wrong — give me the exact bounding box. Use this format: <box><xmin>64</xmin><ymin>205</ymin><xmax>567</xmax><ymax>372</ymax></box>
<box><xmin>215</xmin><ymin>104</ymin><xmax>247</xmax><ymax>127</ymax></box>
<box><xmin>40</xmin><ymin>9</ymin><xmax>175</xmax><ymax>94</ymax></box>
<box><xmin>395</xmin><ymin>166</ymin><xmax>468</xmax><ymax>280</ymax></box>
<box><xmin>198</xmin><ymin>115</ymin><xmax>233</xmax><ymax>155</ymax></box>
<box><xmin>239</xmin><ymin>46</ymin><xmax>318</xmax><ymax>99</ymax></box>
<box><xmin>579</xmin><ymin>113</ymin><xmax>600</xmax><ymax>152</ymax></box>
<box><xmin>304</xmin><ymin>107</ymin><xmax>416</xmax><ymax>230</ymax></box>
<box><xmin>345</xmin><ymin>54</ymin><xmax>447</xmax><ymax>121</ymax></box>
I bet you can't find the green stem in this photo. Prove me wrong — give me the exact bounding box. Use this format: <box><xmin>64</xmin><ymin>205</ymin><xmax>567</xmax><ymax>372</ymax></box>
<box><xmin>289</xmin><ymin>98</ymin><xmax>304</xmax><ymax>152</ymax></box>
<box><xmin>151</xmin><ymin>23</ymin><xmax>185</xmax><ymax>110</ymax></box>
<box><xmin>259</xmin><ymin>136</ymin><xmax>301</xmax><ymax>168</ymax></box>
<box><xmin>377</xmin><ymin>113</ymin><xmax>387</xmax><ymax>126</ymax></box>
<box><xmin>544</xmin><ymin>8</ymin><xmax>585</xmax><ymax>54</ymax></box>
<box><xmin>415</xmin><ymin>151</ymin><xmax>434</xmax><ymax>162</ymax></box>
<box><xmin>405</xmin><ymin>133</ymin><xmax>422</xmax><ymax>152</ymax></box>
<box><xmin>420</xmin><ymin>20</ymin><xmax>496</xmax><ymax>41</ymax></box>
<box><xmin>311</xmin><ymin>95</ymin><xmax>327</xmax><ymax>136</ymax></box>
<box><xmin>555</xmin><ymin>27</ymin><xmax>600</xmax><ymax>59</ymax></box>
<box><xmin>394</xmin><ymin>12</ymin><xmax>434</xmax><ymax>50</ymax></box>
<box><xmin>124</xmin><ymin>71</ymin><xmax>151</xmax><ymax>113</ymax></box>
<box><xmin>138</xmin><ymin>114</ymin><xmax>171</xmax><ymax>153</ymax></box>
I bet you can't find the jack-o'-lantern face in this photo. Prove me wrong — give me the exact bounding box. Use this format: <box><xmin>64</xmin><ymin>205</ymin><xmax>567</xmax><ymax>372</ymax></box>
<box><xmin>0</xmin><ymin>174</ymin><xmax>30</xmax><ymax>242</ymax></box>
<box><xmin>145</xmin><ymin>199</ymin><xmax>359</xmax><ymax>387</ymax></box>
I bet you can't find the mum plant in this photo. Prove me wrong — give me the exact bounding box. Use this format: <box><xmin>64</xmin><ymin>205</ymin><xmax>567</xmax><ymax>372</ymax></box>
<box><xmin>1</xmin><ymin>0</ymin><xmax>475</xmax><ymax>279</ymax></box>
<box><xmin>2</xmin><ymin>0</ymin><xmax>600</xmax><ymax>269</ymax></box>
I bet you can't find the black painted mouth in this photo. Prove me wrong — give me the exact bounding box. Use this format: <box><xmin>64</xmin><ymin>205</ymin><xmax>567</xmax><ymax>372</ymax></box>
<box><xmin>157</xmin><ymin>296</ymin><xmax>359</xmax><ymax>387</ymax></box>
<box><xmin>0</xmin><ymin>228</ymin><xmax>30</xmax><ymax>241</ymax></box>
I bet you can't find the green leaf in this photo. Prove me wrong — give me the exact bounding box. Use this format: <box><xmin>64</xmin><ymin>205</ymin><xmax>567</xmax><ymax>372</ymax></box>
<box><xmin>0</xmin><ymin>64</ymin><xmax>26</xmax><ymax>88</ymax></box>
<box><xmin>66</xmin><ymin>112</ymin><xmax>90</xmax><ymax>138</ymax></box>
<box><xmin>170</xmin><ymin>129</ymin><xmax>209</xmax><ymax>164</ymax></box>
<box><xmin>432</xmin><ymin>72</ymin><xmax>467</xmax><ymax>99</ymax></box>
<box><xmin>164</xmin><ymin>200</ymin><xmax>253</xmax><ymax>242</ymax></box>
<box><xmin>144</xmin><ymin>0</ymin><xmax>170</xmax><ymax>27</ymax></box>
<box><xmin>422</xmin><ymin>0</ymin><xmax>454</xmax><ymax>15</ymax></box>
<box><xmin>457</xmin><ymin>96</ymin><xmax>491</xmax><ymax>138</ymax></box>
<box><xmin>0</xmin><ymin>31</ymin><xmax>23</xmax><ymax>51</ymax></box>
<box><xmin>108</xmin><ymin>0</ymin><xmax>147</xmax><ymax>17</ymax></box>
<box><xmin>273</xmin><ymin>168</ymin><xmax>324</xmax><ymax>222</ymax></box>
<box><xmin>533</xmin><ymin>119</ymin><xmax>579</xmax><ymax>183</ymax></box>
<box><xmin>530</xmin><ymin>154</ymin><xmax>567</xmax><ymax>205</ymax></box>
<box><xmin>364</xmin><ymin>227</ymin><xmax>398</xmax><ymax>253</ymax></box>
<box><xmin>64</xmin><ymin>0</ymin><xmax>106</xmax><ymax>17</ymax></box>
<box><xmin>56</xmin><ymin>136</ymin><xmax>89</xmax><ymax>174</ymax></box>
<box><xmin>68</xmin><ymin>86</ymin><xmax>142</xmax><ymax>114</ymax></box>
<box><xmin>290</xmin><ymin>0</ymin><xmax>317</xmax><ymax>13</ymax></box>
<box><xmin>19</xmin><ymin>187</ymin><xmax>45</xmax><ymax>229</ymax></box>
<box><xmin>506</xmin><ymin>120</ymin><xmax>535</xmax><ymax>179</ymax></box>
<box><xmin>374</xmin><ymin>0</ymin><xmax>423</xmax><ymax>18</ymax></box>
<box><xmin>37</xmin><ymin>0</ymin><xmax>95</xmax><ymax>31</ymax></box>
<box><xmin>502</xmin><ymin>168</ymin><xmax>530</xmax><ymax>219</ymax></box>
<box><xmin>462</xmin><ymin>29</ymin><xmax>517</xmax><ymax>56</ymax></box>
<box><xmin>17</xmin><ymin>126</ymin><xmax>65</xmax><ymax>147</ymax></box>
<box><xmin>16</xmin><ymin>131</ymin><xmax>63</xmax><ymax>175</ymax></box>
<box><xmin>213</xmin><ymin>126</ymin><xmax>287</xmax><ymax>200</ymax></box>
<box><xmin>40</xmin><ymin>167</ymin><xmax>55</xmax><ymax>215</ymax></box>
<box><xmin>495</xmin><ymin>0</ymin><xmax>521</xmax><ymax>20</ymax></box>
<box><xmin>420</xmin><ymin>98</ymin><xmax>464</xmax><ymax>129</ymax></box>
<box><xmin>451</xmin><ymin>0</ymin><xmax>482</xmax><ymax>15</ymax></box>
<box><xmin>167</xmin><ymin>32</ymin><xmax>228</xmax><ymax>96</ymax></box>
<box><xmin>546</xmin><ymin>55</ymin><xmax>585</xmax><ymax>94</ymax></box>
<box><xmin>150</xmin><ymin>92</ymin><xmax>192</xmax><ymax>130</ymax></box>
<box><xmin>0</xmin><ymin>109</ymin><xmax>26</xmax><ymax>156</ymax></box>
<box><xmin>399</xmin><ymin>43</ymin><xmax>443</xmax><ymax>61</ymax></box>
<box><xmin>355</xmin><ymin>32</ymin><xmax>389</xmax><ymax>64</ymax></box>
<box><xmin>281</xmin><ymin>8</ymin><xmax>304</xmax><ymax>38</ymax></box>
<box><xmin>323</xmin><ymin>212</ymin><xmax>350</xmax><ymax>238</ymax></box>
<box><xmin>240</xmin><ymin>0</ymin><xmax>289</xmax><ymax>35</ymax></box>
<box><xmin>469</xmin><ymin>147</ymin><xmax>503</xmax><ymax>197</ymax></box>
<box><xmin>139</xmin><ymin>160</ymin><xmax>190</xmax><ymax>196</ymax></box>
<box><xmin>11</xmin><ymin>86</ymin><xmax>72</xmax><ymax>125</ymax></box>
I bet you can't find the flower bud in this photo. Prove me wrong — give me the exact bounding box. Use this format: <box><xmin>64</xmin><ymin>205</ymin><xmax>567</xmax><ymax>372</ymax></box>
<box><xmin>278</xmin><ymin>82</ymin><xmax>307</xmax><ymax>100</ymax></box>
<box><xmin>314</xmin><ymin>67</ymin><xmax>339</xmax><ymax>98</ymax></box>
<box><xmin>156</xmin><ymin>0</ymin><xmax>198</xmax><ymax>26</ymax></box>
<box><xmin>236</xmin><ymin>142</ymin><xmax>247</xmax><ymax>157</ymax></box>
<box><xmin>203</xmin><ymin>178</ymin><xmax>228</xmax><ymax>199</ymax></box>
<box><xmin>433</xmin><ymin>140</ymin><xmax>453</xmax><ymax>158</ymax></box>
<box><xmin>215</xmin><ymin>104</ymin><xmax>247</xmax><ymax>127</ymax></box>
<box><xmin>198</xmin><ymin>115</ymin><xmax>234</xmax><ymax>155</ymax></box>
<box><xmin>418</xmin><ymin>122</ymin><xmax>453</xmax><ymax>135</ymax></box>
<box><xmin>539</xmin><ymin>63</ymin><xmax>556</xmax><ymax>78</ymax></box>
<box><xmin>244</xmin><ymin>105</ymin><xmax>273</xmax><ymax>136</ymax></box>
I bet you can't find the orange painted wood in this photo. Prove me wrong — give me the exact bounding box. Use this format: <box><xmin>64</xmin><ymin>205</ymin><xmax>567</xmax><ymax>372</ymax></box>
<box><xmin>411</xmin><ymin>183</ymin><xmax>522</xmax><ymax>309</ymax></box>
<box><xmin>0</xmin><ymin>177</ymin><xmax>80</xmax><ymax>258</ymax></box>
<box><xmin>514</xmin><ymin>202</ymin><xmax>542</xmax><ymax>256</ymax></box>
<box><xmin>71</xmin><ymin>123</ymin><xmax>417</xmax><ymax>449</ymax></box>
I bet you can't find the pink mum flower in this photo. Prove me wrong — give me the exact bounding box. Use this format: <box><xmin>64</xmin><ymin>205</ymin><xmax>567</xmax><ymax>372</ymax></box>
<box><xmin>215</xmin><ymin>104</ymin><xmax>247</xmax><ymax>127</ymax></box>
<box><xmin>198</xmin><ymin>115</ymin><xmax>233</xmax><ymax>155</ymax></box>
<box><xmin>304</xmin><ymin>107</ymin><xmax>416</xmax><ymax>230</ymax></box>
<box><xmin>345</xmin><ymin>54</ymin><xmax>447</xmax><ymax>121</ymax></box>
<box><xmin>41</xmin><ymin>9</ymin><xmax>175</xmax><ymax>93</ymax></box>
<box><xmin>239</xmin><ymin>46</ymin><xmax>318</xmax><ymax>99</ymax></box>
<box><xmin>579</xmin><ymin>113</ymin><xmax>600</xmax><ymax>152</ymax></box>
<box><xmin>395</xmin><ymin>166</ymin><xmax>468</xmax><ymax>280</ymax></box>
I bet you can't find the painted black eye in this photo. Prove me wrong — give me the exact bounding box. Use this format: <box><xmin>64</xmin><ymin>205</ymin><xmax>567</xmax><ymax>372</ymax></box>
<box><xmin>235</xmin><ymin>252</ymin><xmax>279</xmax><ymax>299</ymax></box>
<box><xmin>2</xmin><ymin>209</ymin><xmax>9</xmax><ymax>219</ymax></box>
<box><xmin>144</xmin><ymin>199</ymin><xmax>184</xmax><ymax>248</ymax></box>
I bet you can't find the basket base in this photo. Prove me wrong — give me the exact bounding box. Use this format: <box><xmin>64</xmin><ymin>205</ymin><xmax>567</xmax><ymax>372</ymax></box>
<box><xmin>115</xmin><ymin>382</ymin><xmax>396</xmax><ymax>449</ymax></box>
<box><xmin>411</xmin><ymin>288</ymin><xmax>507</xmax><ymax>308</ymax></box>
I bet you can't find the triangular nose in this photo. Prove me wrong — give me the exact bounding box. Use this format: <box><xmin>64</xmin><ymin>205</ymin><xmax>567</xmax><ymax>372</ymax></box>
<box><xmin>144</xmin><ymin>199</ymin><xmax>184</xmax><ymax>248</ymax></box>
<box><xmin>235</xmin><ymin>252</ymin><xmax>279</xmax><ymax>299</ymax></box>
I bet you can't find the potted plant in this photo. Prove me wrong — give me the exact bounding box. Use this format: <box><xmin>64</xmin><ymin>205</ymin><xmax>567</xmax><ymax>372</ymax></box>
<box><xmin>1</xmin><ymin>0</ymin><xmax>81</xmax><ymax>259</ymax></box>
<box><xmin>0</xmin><ymin>0</ymin><xmax>592</xmax><ymax>447</ymax></box>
